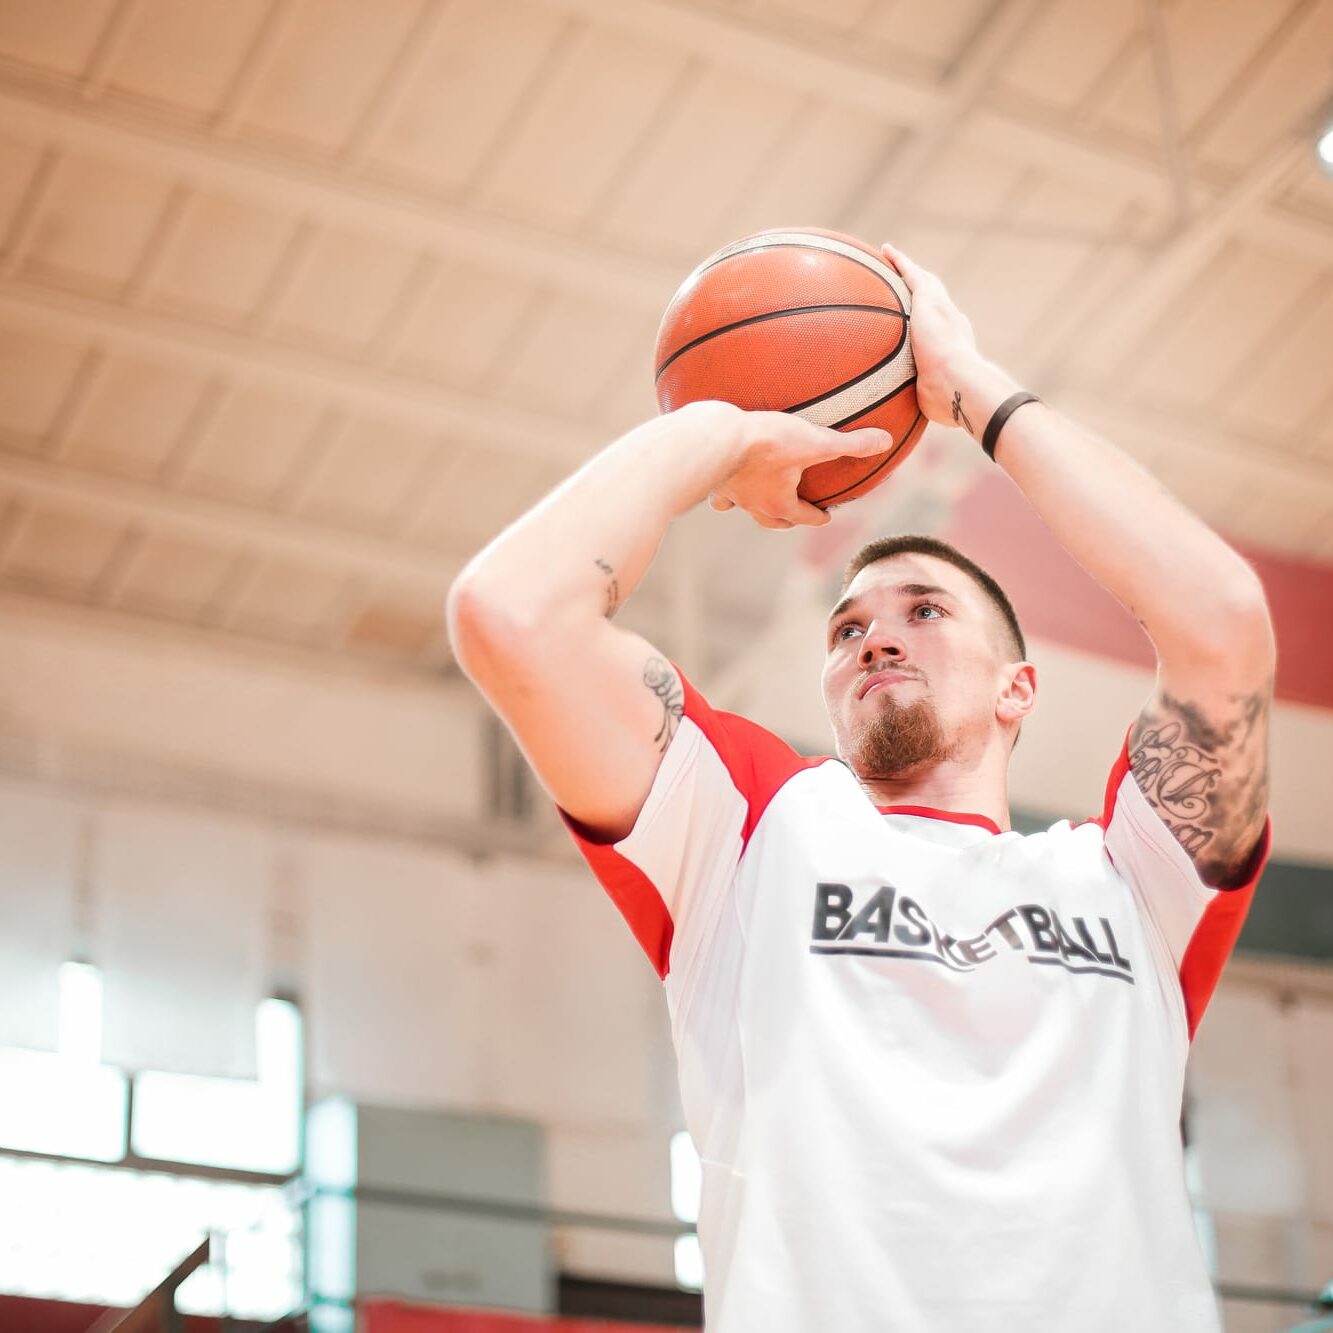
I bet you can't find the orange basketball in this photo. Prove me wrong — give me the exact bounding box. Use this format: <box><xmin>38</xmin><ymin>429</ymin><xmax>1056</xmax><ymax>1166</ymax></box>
<box><xmin>654</xmin><ymin>228</ymin><xmax>926</xmax><ymax>508</ymax></box>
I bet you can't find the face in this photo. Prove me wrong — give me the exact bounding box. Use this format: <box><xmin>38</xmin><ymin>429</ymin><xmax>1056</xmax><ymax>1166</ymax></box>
<box><xmin>820</xmin><ymin>553</ymin><xmax>1024</xmax><ymax>780</ymax></box>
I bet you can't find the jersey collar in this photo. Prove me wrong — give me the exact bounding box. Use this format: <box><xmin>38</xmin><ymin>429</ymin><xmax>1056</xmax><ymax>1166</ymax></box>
<box><xmin>875</xmin><ymin>804</ymin><xmax>1005</xmax><ymax>836</ymax></box>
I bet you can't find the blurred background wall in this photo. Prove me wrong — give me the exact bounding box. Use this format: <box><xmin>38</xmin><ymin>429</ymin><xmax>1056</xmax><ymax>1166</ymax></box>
<box><xmin>0</xmin><ymin>0</ymin><xmax>1331</xmax><ymax>1330</ymax></box>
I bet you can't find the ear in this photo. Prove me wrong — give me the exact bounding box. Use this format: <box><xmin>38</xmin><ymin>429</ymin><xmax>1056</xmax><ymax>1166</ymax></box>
<box><xmin>996</xmin><ymin>662</ymin><xmax>1037</xmax><ymax>726</ymax></box>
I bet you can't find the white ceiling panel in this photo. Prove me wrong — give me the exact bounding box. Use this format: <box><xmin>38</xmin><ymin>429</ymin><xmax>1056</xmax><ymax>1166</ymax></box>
<box><xmin>222</xmin><ymin>555</ymin><xmax>352</xmax><ymax>641</ymax></box>
<box><xmin>995</xmin><ymin>0</ymin><xmax>1139</xmax><ymax>112</ymax></box>
<box><xmin>234</xmin><ymin>0</ymin><xmax>428</xmax><ymax>156</ymax></box>
<box><xmin>0</xmin><ymin>0</ymin><xmax>119</xmax><ymax>77</ymax></box>
<box><xmin>1124</xmin><ymin>239</ymin><xmax>1315</xmax><ymax>405</ymax></box>
<box><xmin>110</xmin><ymin>529</ymin><xmax>242</xmax><ymax>620</ymax></box>
<box><xmin>1228</xmin><ymin>273</ymin><xmax>1333</xmax><ymax>443</ymax></box>
<box><xmin>19</xmin><ymin>149</ymin><xmax>174</xmax><ymax>294</ymax></box>
<box><xmin>389</xmin><ymin>255</ymin><xmax>539</xmax><ymax>387</ymax></box>
<box><xmin>173</xmin><ymin>382</ymin><xmax>324</xmax><ymax>506</ymax></box>
<box><xmin>1</xmin><ymin>501</ymin><xmax>125</xmax><ymax>596</ymax></box>
<box><xmin>859</xmin><ymin>0</ymin><xmax>998</xmax><ymax>71</ymax></box>
<box><xmin>288</xmin><ymin>412</ymin><xmax>438</xmax><ymax>533</ymax></box>
<box><xmin>1089</xmin><ymin>0</ymin><xmax>1299</xmax><ymax>149</ymax></box>
<box><xmin>61</xmin><ymin>352</ymin><xmax>213</xmax><ymax>479</ymax></box>
<box><xmin>0</xmin><ymin>318</ymin><xmax>89</xmax><ymax>444</ymax></box>
<box><xmin>475</xmin><ymin>21</ymin><xmax>689</xmax><ymax>229</ymax></box>
<box><xmin>719</xmin><ymin>98</ymin><xmax>896</xmax><ymax>241</ymax></box>
<box><xmin>102</xmin><ymin>0</ymin><xmax>273</xmax><ymax>118</ymax></box>
<box><xmin>145</xmin><ymin>188</ymin><xmax>299</xmax><ymax>326</ymax></box>
<box><xmin>1190</xmin><ymin>0</ymin><xmax>1333</xmax><ymax>174</ymax></box>
<box><xmin>597</xmin><ymin>62</ymin><xmax>798</xmax><ymax>258</ymax></box>
<box><xmin>267</xmin><ymin>224</ymin><xmax>421</xmax><ymax>353</ymax></box>
<box><xmin>363</xmin><ymin>0</ymin><xmax>571</xmax><ymax>193</ymax></box>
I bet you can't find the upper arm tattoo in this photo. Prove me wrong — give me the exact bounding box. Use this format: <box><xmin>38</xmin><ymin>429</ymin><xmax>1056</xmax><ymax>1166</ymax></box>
<box><xmin>644</xmin><ymin>657</ymin><xmax>683</xmax><ymax>753</ymax></box>
<box><xmin>594</xmin><ymin>558</ymin><xmax>620</xmax><ymax>618</ymax></box>
<box><xmin>1127</xmin><ymin>682</ymin><xmax>1271</xmax><ymax>888</ymax></box>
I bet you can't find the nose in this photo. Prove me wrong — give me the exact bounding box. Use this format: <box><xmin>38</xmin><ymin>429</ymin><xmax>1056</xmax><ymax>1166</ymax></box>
<box><xmin>859</xmin><ymin>623</ymin><xmax>906</xmax><ymax>668</ymax></box>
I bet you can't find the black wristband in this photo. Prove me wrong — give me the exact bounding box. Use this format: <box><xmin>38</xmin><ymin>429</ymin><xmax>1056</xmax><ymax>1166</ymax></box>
<box><xmin>981</xmin><ymin>391</ymin><xmax>1040</xmax><ymax>461</ymax></box>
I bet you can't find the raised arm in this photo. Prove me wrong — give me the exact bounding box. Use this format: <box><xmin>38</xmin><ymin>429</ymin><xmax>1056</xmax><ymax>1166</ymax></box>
<box><xmin>882</xmin><ymin>242</ymin><xmax>1275</xmax><ymax>888</ymax></box>
<box><xmin>446</xmin><ymin>402</ymin><xmax>891</xmax><ymax>842</ymax></box>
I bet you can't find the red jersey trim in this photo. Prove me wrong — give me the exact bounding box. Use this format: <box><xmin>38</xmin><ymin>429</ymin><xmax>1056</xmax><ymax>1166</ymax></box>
<box><xmin>876</xmin><ymin>805</ymin><xmax>1003</xmax><ymax>835</ymax></box>
<box><xmin>558</xmin><ymin>807</ymin><xmax>674</xmax><ymax>979</ymax></box>
<box><xmin>558</xmin><ymin>664</ymin><xmax>832</xmax><ymax>980</ymax></box>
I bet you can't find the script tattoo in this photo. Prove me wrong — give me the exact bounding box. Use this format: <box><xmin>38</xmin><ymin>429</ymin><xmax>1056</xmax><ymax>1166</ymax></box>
<box><xmin>594</xmin><ymin>558</ymin><xmax>620</xmax><ymax>617</ymax></box>
<box><xmin>950</xmin><ymin>390</ymin><xmax>973</xmax><ymax>434</ymax></box>
<box><xmin>1128</xmin><ymin>685</ymin><xmax>1271</xmax><ymax>888</ymax></box>
<box><xmin>644</xmin><ymin>657</ymin><xmax>683</xmax><ymax>753</ymax></box>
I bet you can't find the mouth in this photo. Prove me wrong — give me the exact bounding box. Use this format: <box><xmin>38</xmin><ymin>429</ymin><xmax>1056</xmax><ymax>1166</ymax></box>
<box><xmin>857</xmin><ymin>671</ymin><xmax>915</xmax><ymax>700</ymax></box>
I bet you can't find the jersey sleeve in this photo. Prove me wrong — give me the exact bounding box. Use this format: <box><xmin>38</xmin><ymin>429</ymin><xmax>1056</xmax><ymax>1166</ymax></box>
<box><xmin>557</xmin><ymin>666</ymin><xmax>830</xmax><ymax>980</ymax></box>
<box><xmin>1097</xmin><ymin>737</ymin><xmax>1270</xmax><ymax>1039</ymax></box>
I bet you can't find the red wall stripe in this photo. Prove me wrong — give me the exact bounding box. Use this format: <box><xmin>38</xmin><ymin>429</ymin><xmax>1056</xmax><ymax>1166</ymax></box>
<box><xmin>943</xmin><ymin>469</ymin><xmax>1333</xmax><ymax>709</ymax></box>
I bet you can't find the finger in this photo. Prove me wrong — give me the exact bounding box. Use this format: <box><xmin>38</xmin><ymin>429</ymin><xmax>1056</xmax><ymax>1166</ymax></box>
<box><xmin>709</xmin><ymin>492</ymin><xmax>736</xmax><ymax>512</ymax></box>
<box><xmin>880</xmin><ymin>239</ymin><xmax>924</xmax><ymax>287</ymax></box>
<box><xmin>832</xmin><ymin>426</ymin><xmax>895</xmax><ymax>457</ymax></box>
<box><xmin>792</xmin><ymin>499</ymin><xmax>832</xmax><ymax>526</ymax></box>
<box><xmin>750</xmin><ymin>512</ymin><xmax>794</xmax><ymax>531</ymax></box>
<box><xmin>760</xmin><ymin>411</ymin><xmax>892</xmax><ymax>460</ymax></box>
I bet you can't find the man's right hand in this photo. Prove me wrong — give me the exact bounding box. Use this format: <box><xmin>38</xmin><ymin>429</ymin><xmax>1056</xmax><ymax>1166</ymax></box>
<box><xmin>696</xmin><ymin>405</ymin><xmax>893</xmax><ymax>530</ymax></box>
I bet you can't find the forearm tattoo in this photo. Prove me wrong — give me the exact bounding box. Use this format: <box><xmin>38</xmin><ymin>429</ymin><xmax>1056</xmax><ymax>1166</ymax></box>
<box><xmin>594</xmin><ymin>558</ymin><xmax>620</xmax><ymax>618</ymax></box>
<box><xmin>644</xmin><ymin>657</ymin><xmax>683</xmax><ymax>753</ymax></box>
<box><xmin>950</xmin><ymin>390</ymin><xmax>972</xmax><ymax>434</ymax></box>
<box><xmin>1128</xmin><ymin>684</ymin><xmax>1271</xmax><ymax>888</ymax></box>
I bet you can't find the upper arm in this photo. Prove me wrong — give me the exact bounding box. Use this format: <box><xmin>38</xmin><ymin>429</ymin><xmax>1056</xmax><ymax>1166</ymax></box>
<box><xmin>447</xmin><ymin>579</ymin><xmax>682</xmax><ymax>844</ymax></box>
<box><xmin>1128</xmin><ymin>613</ymin><xmax>1274</xmax><ymax>889</ymax></box>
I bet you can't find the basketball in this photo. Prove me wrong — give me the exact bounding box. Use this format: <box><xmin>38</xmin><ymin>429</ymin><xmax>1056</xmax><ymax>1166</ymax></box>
<box><xmin>654</xmin><ymin>228</ymin><xmax>926</xmax><ymax>508</ymax></box>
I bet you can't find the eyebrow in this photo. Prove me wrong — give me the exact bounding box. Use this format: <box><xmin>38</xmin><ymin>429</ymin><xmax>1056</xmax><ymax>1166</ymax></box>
<box><xmin>827</xmin><ymin>583</ymin><xmax>953</xmax><ymax>625</ymax></box>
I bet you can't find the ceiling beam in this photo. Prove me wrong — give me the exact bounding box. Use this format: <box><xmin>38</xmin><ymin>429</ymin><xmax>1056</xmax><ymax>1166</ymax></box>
<box><xmin>547</xmin><ymin>0</ymin><xmax>942</xmax><ymax>123</ymax></box>
<box><xmin>1073</xmin><ymin>134</ymin><xmax>1311</xmax><ymax>368</ymax></box>
<box><xmin>0</xmin><ymin>73</ymin><xmax>675</xmax><ymax>310</ymax></box>
<box><xmin>837</xmin><ymin>0</ymin><xmax>1048</xmax><ymax>223</ymax></box>
<box><xmin>0</xmin><ymin>278</ymin><xmax>596</xmax><ymax>467</ymax></box>
<box><xmin>0</xmin><ymin>444</ymin><xmax>460</xmax><ymax>589</ymax></box>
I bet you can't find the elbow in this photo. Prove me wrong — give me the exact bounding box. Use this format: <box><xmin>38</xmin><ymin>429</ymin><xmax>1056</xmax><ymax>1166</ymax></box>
<box><xmin>1193</xmin><ymin>571</ymin><xmax>1276</xmax><ymax>673</ymax></box>
<box><xmin>445</xmin><ymin>570</ymin><xmax>512</xmax><ymax>682</ymax></box>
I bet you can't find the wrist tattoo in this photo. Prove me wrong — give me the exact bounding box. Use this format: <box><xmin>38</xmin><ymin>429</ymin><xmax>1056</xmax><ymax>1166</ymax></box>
<box><xmin>950</xmin><ymin>390</ymin><xmax>973</xmax><ymax>434</ymax></box>
<box><xmin>594</xmin><ymin>558</ymin><xmax>620</xmax><ymax>618</ymax></box>
<box><xmin>644</xmin><ymin>657</ymin><xmax>683</xmax><ymax>753</ymax></box>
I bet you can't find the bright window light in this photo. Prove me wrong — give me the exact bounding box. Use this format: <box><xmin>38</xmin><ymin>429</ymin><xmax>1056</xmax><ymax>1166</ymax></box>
<box><xmin>670</xmin><ymin>1130</ymin><xmax>701</xmax><ymax>1223</ymax></box>
<box><xmin>0</xmin><ymin>961</ymin><xmax>126</xmax><ymax>1159</ymax></box>
<box><xmin>58</xmin><ymin>960</ymin><xmax>103</xmax><ymax>1064</ymax></box>
<box><xmin>1317</xmin><ymin>124</ymin><xmax>1333</xmax><ymax>172</ymax></box>
<box><xmin>674</xmin><ymin>1233</ymin><xmax>705</xmax><ymax>1291</ymax></box>
<box><xmin>133</xmin><ymin>997</ymin><xmax>302</xmax><ymax>1175</ymax></box>
<box><xmin>0</xmin><ymin>1156</ymin><xmax>300</xmax><ymax>1318</ymax></box>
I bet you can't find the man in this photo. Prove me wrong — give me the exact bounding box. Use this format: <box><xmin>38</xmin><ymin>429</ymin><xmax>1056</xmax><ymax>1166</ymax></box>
<box><xmin>446</xmin><ymin>243</ymin><xmax>1273</xmax><ymax>1331</ymax></box>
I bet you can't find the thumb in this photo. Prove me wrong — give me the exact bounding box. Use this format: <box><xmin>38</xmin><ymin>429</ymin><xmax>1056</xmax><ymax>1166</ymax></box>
<box><xmin>833</xmin><ymin>426</ymin><xmax>894</xmax><ymax>457</ymax></box>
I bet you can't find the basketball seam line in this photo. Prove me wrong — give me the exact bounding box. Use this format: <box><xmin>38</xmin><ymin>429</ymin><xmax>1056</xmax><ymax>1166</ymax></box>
<box><xmin>810</xmin><ymin>398</ymin><xmax>923</xmax><ymax>507</ymax></box>
<box><xmin>696</xmin><ymin>238</ymin><xmax>898</xmax><ymax>294</ymax></box>
<box><xmin>781</xmin><ymin>325</ymin><xmax>910</xmax><ymax>415</ymax></box>
<box><xmin>654</xmin><ymin>303</ymin><xmax>907</xmax><ymax>382</ymax></box>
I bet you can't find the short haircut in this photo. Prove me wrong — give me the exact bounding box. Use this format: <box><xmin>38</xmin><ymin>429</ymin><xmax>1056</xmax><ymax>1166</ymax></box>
<box><xmin>839</xmin><ymin>534</ymin><xmax>1027</xmax><ymax>661</ymax></box>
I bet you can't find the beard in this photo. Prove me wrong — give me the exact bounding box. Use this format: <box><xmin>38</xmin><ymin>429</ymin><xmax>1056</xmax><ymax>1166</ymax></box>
<box><xmin>847</xmin><ymin>692</ymin><xmax>954</xmax><ymax>779</ymax></box>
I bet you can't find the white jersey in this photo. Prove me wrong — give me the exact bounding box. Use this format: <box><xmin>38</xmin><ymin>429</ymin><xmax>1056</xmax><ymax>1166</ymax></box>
<box><xmin>560</xmin><ymin>671</ymin><xmax>1267</xmax><ymax>1333</ymax></box>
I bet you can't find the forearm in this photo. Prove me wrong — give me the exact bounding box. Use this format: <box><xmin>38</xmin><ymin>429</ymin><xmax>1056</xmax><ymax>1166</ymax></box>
<box><xmin>949</xmin><ymin>357</ymin><xmax>1272</xmax><ymax>666</ymax></box>
<box><xmin>450</xmin><ymin>403</ymin><xmax>739</xmax><ymax>634</ymax></box>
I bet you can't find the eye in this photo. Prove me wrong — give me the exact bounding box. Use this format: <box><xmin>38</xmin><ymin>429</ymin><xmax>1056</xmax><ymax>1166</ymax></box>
<box><xmin>913</xmin><ymin>602</ymin><xmax>946</xmax><ymax>620</ymax></box>
<box><xmin>831</xmin><ymin>622</ymin><xmax>861</xmax><ymax>643</ymax></box>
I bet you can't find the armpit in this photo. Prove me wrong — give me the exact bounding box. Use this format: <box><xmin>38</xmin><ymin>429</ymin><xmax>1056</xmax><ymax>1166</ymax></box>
<box><xmin>1127</xmin><ymin>683</ymin><xmax>1271</xmax><ymax>890</ymax></box>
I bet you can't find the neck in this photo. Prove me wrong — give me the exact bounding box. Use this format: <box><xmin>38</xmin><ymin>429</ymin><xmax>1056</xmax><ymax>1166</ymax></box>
<box><xmin>852</xmin><ymin>745</ymin><xmax>1013</xmax><ymax>831</ymax></box>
